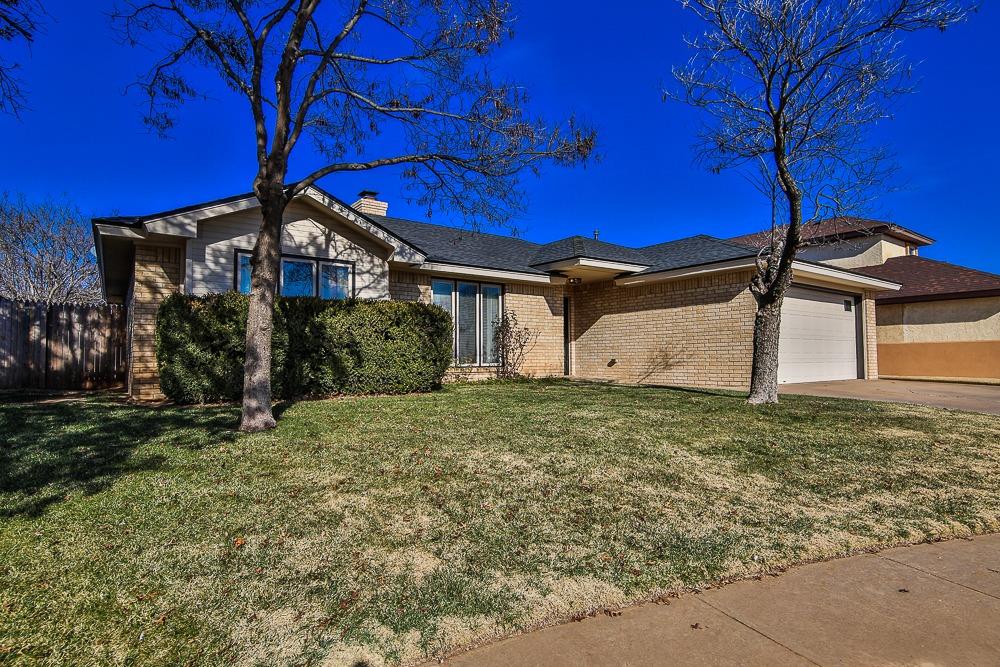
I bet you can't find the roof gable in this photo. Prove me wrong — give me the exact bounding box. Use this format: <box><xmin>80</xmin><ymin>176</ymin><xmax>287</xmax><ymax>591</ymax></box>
<box><xmin>93</xmin><ymin>186</ymin><xmax>426</xmax><ymax>264</ymax></box>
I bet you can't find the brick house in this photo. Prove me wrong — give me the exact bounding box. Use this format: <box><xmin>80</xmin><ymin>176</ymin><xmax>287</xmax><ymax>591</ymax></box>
<box><xmin>92</xmin><ymin>188</ymin><xmax>900</xmax><ymax>400</ymax></box>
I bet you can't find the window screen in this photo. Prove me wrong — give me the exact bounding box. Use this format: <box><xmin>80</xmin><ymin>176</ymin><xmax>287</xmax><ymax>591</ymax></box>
<box><xmin>481</xmin><ymin>285</ymin><xmax>501</xmax><ymax>364</ymax></box>
<box><xmin>456</xmin><ymin>282</ymin><xmax>478</xmax><ymax>365</ymax></box>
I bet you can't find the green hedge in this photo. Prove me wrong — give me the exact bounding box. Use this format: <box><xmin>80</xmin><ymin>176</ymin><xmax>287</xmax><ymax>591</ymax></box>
<box><xmin>155</xmin><ymin>293</ymin><xmax>453</xmax><ymax>403</ymax></box>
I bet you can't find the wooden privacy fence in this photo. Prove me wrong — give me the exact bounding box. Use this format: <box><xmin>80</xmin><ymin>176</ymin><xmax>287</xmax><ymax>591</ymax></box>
<box><xmin>0</xmin><ymin>298</ymin><xmax>128</xmax><ymax>391</ymax></box>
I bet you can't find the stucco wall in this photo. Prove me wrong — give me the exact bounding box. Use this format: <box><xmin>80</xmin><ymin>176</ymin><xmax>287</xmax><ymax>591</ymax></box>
<box><xmin>799</xmin><ymin>234</ymin><xmax>910</xmax><ymax>269</ymax></box>
<box><xmin>187</xmin><ymin>200</ymin><xmax>391</xmax><ymax>299</ymax></box>
<box><xmin>571</xmin><ymin>270</ymin><xmax>758</xmax><ymax>389</ymax></box>
<box><xmin>876</xmin><ymin>296</ymin><xmax>1000</xmax><ymax>343</ymax></box>
<box><xmin>874</xmin><ymin>295</ymin><xmax>1000</xmax><ymax>382</ymax></box>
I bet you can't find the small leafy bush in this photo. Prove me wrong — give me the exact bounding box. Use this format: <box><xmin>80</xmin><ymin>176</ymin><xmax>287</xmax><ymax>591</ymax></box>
<box><xmin>155</xmin><ymin>293</ymin><xmax>453</xmax><ymax>403</ymax></box>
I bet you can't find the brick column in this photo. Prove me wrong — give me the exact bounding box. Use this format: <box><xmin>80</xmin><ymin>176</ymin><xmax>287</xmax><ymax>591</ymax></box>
<box><xmin>129</xmin><ymin>244</ymin><xmax>183</xmax><ymax>400</ymax></box>
<box><xmin>863</xmin><ymin>290</ymin><xmax>879</xmax><ymax>380</ymax></box>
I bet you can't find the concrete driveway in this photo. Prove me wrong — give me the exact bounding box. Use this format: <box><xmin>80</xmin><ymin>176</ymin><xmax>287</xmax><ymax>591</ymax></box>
<box><xmin>779</xmin><ymin>379</ymin><xmax>1000</xmax><ymax>415</ymax></box>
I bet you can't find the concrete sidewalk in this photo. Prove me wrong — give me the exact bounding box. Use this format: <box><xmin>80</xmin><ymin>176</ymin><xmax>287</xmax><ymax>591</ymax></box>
<box><xmin>438</xmin><ymin>534</ymin><xmax>1000</xmax><ymax>666</ymax></box>
<box><xmin>779</xmin><ymin>379</ymin><xmax>1000</xmax><ymax>415</ymax></box>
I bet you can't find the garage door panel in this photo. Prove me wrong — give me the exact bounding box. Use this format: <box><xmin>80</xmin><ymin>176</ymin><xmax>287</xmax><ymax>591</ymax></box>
<box><xmin>779</xmin><ymin>286</ymin><xmax>859</xmax><ymax>384</ymax></box>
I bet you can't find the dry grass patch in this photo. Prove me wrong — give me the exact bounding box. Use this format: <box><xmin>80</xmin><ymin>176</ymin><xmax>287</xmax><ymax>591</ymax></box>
<box><xmin>1</xmin><ymin>380</ymin><xmax>999</xmax><ymax>665</ymax></box>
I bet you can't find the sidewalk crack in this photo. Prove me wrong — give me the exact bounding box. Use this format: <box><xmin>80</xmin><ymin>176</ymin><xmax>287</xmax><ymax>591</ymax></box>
<box><xmin>878</xmin><ymin>554</ymin><xmax>1000</xmax><ymax>602</ymax></box>
<box><xmin>695</xmin><ymin>597</ymin><xmax>825</xmax><ymax>666</ymax></box>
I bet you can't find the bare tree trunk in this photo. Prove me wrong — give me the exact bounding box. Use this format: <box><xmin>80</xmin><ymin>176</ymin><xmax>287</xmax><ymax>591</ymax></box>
<box><xmin>747</xmin><ymin>149</ymin><xmax>800</xmax><ymax>405</ymax></box>
<box><xmin>747</xmin><ymin>295</ymin><xmax>783</xmax><ymax>404</ymax></box>
<box><xmin>240</xmin><ymin>192</ymin><xmax>286</xmax><ymax>432</ymax></box>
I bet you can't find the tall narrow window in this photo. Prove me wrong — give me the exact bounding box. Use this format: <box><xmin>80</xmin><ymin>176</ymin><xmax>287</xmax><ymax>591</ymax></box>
<box><xmin>481</xmin><ymin>284</ymin><xmax>501</xmax><ymax>364</ymax></box>
<box><xmin>320</xmin><ymin>262</ymin><xmax>351</xmax><ymax>300</ymax></box>
<box><xmin>281</xmin><ymin>258</ymin><xmax>316</xmax><ymax>296</ymax></box>
<box><xmin>432</xmin><ymin>280</ymin><xmax>454</xmax><ymax>314</ymax></box>
<box><xmin>456</xmin><ymin>282</ymin><xmax>478</xmax><ymax>365</ymax></box>
<box><xmin>237</xmin><ymin>253</ymin><xmax>252</xmax><ymax>294</ymax></box>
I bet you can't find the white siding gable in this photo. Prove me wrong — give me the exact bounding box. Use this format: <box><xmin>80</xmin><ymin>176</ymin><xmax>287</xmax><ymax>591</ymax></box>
<box><xmin>186</xmin><ymin>200</ymin><xmax>391</xmax><ymax>298</ymax></box>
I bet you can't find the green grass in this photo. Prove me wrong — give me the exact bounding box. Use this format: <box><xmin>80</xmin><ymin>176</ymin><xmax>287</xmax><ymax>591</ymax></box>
<box><xmin>2</xmin><ymin>380</ymin><xmax>999</xmax><ymax>665</ymax></box>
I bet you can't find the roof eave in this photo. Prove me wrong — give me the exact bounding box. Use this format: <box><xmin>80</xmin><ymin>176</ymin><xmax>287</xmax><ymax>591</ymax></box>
<box><xmin>615</xmin><ymin>256</ymin><xmax>757</xmax><ymax>286</ymax></box>
<box><xmin>790</xmin><ymin>260</ymin><xmax>902</xmax><ymax>291</ymax></box>
<box><xmin>876</xmin><ymin>288</ymin><xmax>1000</xmax><ymax>304</ymax></box>
<box><xmin>415</xmin><ymin>261</ymin><xmax>567</xmax><ymax>285</ymax></box>
<box><xmin>534</xmin><ymin>257</ymin><xmax>651</xmax><ymax>273</ymax></box>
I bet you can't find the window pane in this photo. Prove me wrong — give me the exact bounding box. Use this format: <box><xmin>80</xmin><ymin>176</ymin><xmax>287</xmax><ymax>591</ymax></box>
<box><xmin>320</xmin><ymin>263</ymin><xmax>351</xmax><ymax>300</ymax></box>
<box><xmin>432</xmin><ymin>280</ymin><xmax>454</xmax><ymax>315</ymax></box>
<box><xmin>481</xmin><ymin>285</ymin><xmax>501</xmax><ymax>364</ymax></box>
<box><xmin>237</xmin><ymin>254</ymin><xmax>252</xmax><ymax>294</ymax></box>
<box><xmin>456</xmin><ymin>282</ymin><xmax>478</xmax><ymax>364</ymax></box>
<box><xmin>281</xmin><ymin>259</ymin><xmax>315</xmax><ymax>297</ymax></box>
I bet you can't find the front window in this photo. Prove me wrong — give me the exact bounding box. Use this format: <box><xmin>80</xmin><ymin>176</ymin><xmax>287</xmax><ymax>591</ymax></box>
<box><xmin>236</xmin><ymin>252</ymin><xmax>353</xmax><ymax>299</ymax></box>
<box><xmin>432</xmin><ymin>279</ymin><xmax>502</xmax><ymax>366</ymax></box>
<box><xmin>320</xmin><ymin>262</ymin><xmax>351</xmax><ymax>300</ymax></box>
<box><xmin>281</xmin><ymin>258</ymin><xmax>316</xmax><ymax>297</ymax></box>
<box><xmin>481</xmin><ymin>285</ymin><xmax>501</xmax><ymax>364</ymax></box>
<box><xmin>238</xmin><ymin>254</ymin><xmax>252</xmax><ymax>294</ymax></box>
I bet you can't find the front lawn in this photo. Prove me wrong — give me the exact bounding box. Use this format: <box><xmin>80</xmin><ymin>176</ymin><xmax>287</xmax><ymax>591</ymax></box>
<box><xmin>2</xmin><ymin>381</ymin><xmax>999</xmax><ymax>665</ymax></box>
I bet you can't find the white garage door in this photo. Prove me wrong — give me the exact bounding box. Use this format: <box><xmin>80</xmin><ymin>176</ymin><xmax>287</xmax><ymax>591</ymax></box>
<box><xmin>778</xmin><ymin>286</ymin><xmax>860</xmax><ymax>384</ymax></box>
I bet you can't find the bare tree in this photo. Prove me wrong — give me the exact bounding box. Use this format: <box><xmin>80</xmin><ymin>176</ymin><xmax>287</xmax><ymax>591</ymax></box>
<box><xmin>0</xmin><ymin>194</ymin><xmax>102</xmax><ymax>303</ymax></box>
<box><xmin>114</xmin><ymin>0</ymin><xmax>596</xmax><ymax>431</ymax></box>
<box><xmin>673</xmin><ymin>0</ymin><xmax>972</xmax><ymax>404</ymax></box>
<box><xmin>0</xmin><ymin>0</ymin><xmax>44</xmax><ymax>115</ymax></box>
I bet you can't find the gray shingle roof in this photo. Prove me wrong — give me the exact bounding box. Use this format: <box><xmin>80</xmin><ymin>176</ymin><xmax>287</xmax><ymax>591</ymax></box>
<box><xmin>370</xmin><ymin>215</ymin><xmax>549</xmax><ymax>274</ymax></box>
<box><xmin>374</xmin><ymin>214</ymin><xmax>757</xmax><ymax>278</ymax></box>
<box><xmin>97</xmin><ymin>188</ymin><xmax>759</xmax><ymax>279</ymax></box>
<box><xmin>637</xmin><ymin>235</ymin><xmax>757</xmax><ymax>274</ymax></box>
<box><xmin>529</xmin><ymin>236</ymin><xmax>652</xmax><ymax>266</ymax></box>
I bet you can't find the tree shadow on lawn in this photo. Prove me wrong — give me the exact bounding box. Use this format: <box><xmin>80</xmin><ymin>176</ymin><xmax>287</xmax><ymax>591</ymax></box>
<box><xmin>0</xmin><ymin>395</ymin><xmax>240</xmax><ymax>519</ymax></box>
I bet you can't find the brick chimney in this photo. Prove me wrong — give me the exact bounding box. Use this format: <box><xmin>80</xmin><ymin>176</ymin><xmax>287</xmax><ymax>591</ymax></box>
<box><xmin>352</xmin><ymin>190</ymin><xmax>388</xmax><ymax>216</ymax></box>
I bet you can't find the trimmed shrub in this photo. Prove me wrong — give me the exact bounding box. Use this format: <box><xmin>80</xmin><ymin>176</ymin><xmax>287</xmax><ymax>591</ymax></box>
<box><xmin>155</xmin><ymin>293</ymin><xmax>453</xmax><ymax>403</ymax></box>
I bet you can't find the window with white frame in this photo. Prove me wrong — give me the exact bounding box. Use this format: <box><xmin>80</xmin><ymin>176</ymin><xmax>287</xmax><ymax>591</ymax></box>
<box><xmin>432</xmin><ymin>279</ymin><xmax>502</xmax><ymax>366</ymax></box>
<box><xmin>236</xmin><ymin>252</ymin><xmax>353</xmax><ymax>300</ymax></box>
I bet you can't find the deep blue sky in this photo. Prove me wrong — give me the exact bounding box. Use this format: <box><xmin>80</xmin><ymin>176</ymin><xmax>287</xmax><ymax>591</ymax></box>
<box><xmin>2</xmin><ymin>1</ymin><xmax>996</xmax><ymax>271</ymax></box>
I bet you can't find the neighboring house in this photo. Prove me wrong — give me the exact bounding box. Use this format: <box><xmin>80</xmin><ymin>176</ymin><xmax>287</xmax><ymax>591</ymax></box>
<box><xmin>852</xmin><ymin>257</ymin><xmax>1000</xmax><ymax>384</ymax></box>
<box><xmin>92</xmin><ymin>189</ymin><xmax>898</xmax><ymax>400</ymax></box>
<box><xmin>730</xmin><ymin>217</ymin><xmax>934</xmax><ymax>270</ymax></box>
<box><xmin>732</xmin><ymin>218</ymin><xmax>1000</xmax><ymax>384</ymax></box>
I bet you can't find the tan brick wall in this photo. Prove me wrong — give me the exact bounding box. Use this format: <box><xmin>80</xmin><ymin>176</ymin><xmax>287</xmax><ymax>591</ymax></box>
<box><xmin>129</xmin><ymin>243</ymin><xmax>183</xmax><ymax>400</ymax></box>
<box><xmin>571</xmin><ymin>270</ymin><xmax>757</xmax><ymax>390</ymax></box>
<box><xmin>388</xmin><ymin>270</ymin><xmax>433</xmax><ymax>303</ymax></box>
<box><xmin>504</xmin><ymin>283</ymin><xmax>566</xmax><ymax>377</ymax></box>
<box><xmin>388</xmin><ymin>270</ymin><xmax>567</xmax><ymax>379</ymax></box>
<box><xmin>863</xmin><ymin>290</ymin><xmax>879</xmax><ymax>379</ymax></box>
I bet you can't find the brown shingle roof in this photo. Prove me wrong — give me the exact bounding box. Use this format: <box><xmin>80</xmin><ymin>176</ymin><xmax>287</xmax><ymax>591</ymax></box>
<box><xmin>853</xmin><ymin>255</ymin><xmax>1000</xmax><ymax>303</ymax></box>
<box><xmin>729</xmin><ymin>216</ymin><xmax>934</xmax><ymax>249</ymax></box>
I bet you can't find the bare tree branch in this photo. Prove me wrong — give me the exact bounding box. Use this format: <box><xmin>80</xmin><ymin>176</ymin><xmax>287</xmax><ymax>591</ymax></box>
<box><xmin>0</xmin><ymin>194</ymin><xmax>101</xmax><ymax>303</ymax></box>
<box><xmin>671</xmin><ymin>0</ymin><xmax>974</xmax><ymax>404</ymax></box>
<box><xmin>0</xmin><ymin>0</ymin><xmax>45</xmax><ymax>116</ymax></box>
